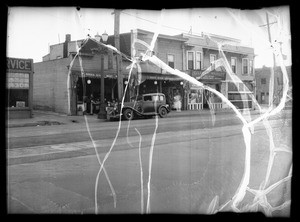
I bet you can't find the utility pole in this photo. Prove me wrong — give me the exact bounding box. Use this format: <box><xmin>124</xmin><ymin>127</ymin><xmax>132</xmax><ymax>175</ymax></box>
<box><xmin>113</xmin><ymin>9</ymin><xmax>123</xmax><ymax>103</ymax></box>
<box><xmin>264</xmin><ymin>12</ymin><xmax>278</xmax><ymax>106</ymax></box>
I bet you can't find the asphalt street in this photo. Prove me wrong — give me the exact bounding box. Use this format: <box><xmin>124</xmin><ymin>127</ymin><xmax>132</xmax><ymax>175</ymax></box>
<box><xmin>7</xmin><ymin>110</ymin><xmax>292</xmax><ymax>215</ymax></box>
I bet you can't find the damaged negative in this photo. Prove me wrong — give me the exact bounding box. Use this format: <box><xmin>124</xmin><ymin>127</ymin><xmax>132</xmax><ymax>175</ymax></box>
<box><xmin>66</xmin><ymin>7</ymin><xmax>291</xmax><ymax>215</ymax></box>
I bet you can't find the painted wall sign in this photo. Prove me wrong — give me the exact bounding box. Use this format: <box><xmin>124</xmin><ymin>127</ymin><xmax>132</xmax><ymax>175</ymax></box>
<box><xmin>7</xmin><ymin>73</ymin><xmax>30</xmax><ymax>89</ymax></box>
<box><xmin>7</xmin><ymin>58</ymin><xmax>33</xmax><ymax>72</ymax></box>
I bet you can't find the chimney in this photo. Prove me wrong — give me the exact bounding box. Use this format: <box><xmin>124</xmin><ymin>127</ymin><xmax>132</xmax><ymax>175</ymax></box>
<box><xmin>65</xmin><ymin>34</ymin><xmax>71</xmax><ymax>42</ymax></box>
<box><xmin>63</xmin><ymin>34</ymin><xmax>71</xmax><ymax>58</ymax></box>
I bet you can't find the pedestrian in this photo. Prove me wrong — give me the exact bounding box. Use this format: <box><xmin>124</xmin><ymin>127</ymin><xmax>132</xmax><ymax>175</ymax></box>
<box><xmin>174</xmin><ymin>91</ymin><xmax>182</xmax><ymax>112</ymax></box>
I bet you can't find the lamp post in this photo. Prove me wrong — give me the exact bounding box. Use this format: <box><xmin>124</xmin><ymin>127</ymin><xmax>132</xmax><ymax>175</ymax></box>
<box><xmin>95</xmin><ymin>31</ymin><xmax>109</xmax><ymax>119</ymax></box>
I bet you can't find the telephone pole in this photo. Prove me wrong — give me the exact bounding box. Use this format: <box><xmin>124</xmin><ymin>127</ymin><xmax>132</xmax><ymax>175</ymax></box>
<box><xmin>113</xmin><ymin>9</ymin><xmax>123</xmax><ymax>103</ymax></box>
<box><xmin>261</xmin><ymin>12</ymin><xmax>278</xmax><ymax>106</ymax></box>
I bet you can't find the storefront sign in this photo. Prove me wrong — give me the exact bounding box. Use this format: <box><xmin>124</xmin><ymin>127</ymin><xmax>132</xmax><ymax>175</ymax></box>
<box><xmin>7</xmin><ymin>72</ymin><xmax>29</xmax><ymax>89</ymax></box>
<box><xmin>201</xmin><ymin>71</ymin><xmax>226</xmax><ymax>80</ymax></box>
<box><xmin>7</xmin><ymin>58</ymin><xmax>32</xmax><ymax>72</ymax></box>
<box><xmin>145</xmin><ymin>74</ymin><xmax>181</xmax><ymax>81</ymax></box>
<box><xmin>74</xmin><ymin>71</ymin><xmax>117</xmax><ymax>79</ymax></box>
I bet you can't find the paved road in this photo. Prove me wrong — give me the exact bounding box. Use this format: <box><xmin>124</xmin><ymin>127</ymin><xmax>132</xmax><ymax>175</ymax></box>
<box><xmin>7</xmin><ymin>112</ymin><xmax>292</xmax><ymax>215</ymax></box>
<box><xmin>7</xmin><ymin>110</ymin><xmax>290</xmax><ymax>149</ymax></box>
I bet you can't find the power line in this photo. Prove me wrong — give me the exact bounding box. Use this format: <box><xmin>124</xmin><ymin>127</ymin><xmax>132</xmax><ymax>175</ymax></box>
<box><xmin>120</xmin><ymin>11</ymin><xmax>203</xmax><ymax>36</ymax></box>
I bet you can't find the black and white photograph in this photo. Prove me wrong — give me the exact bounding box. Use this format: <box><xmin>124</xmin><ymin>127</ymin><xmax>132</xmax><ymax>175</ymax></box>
<box><xmin>6</xmin><ymin>5</ymin><xmax>292</xmax><ymax>216</ymax></box>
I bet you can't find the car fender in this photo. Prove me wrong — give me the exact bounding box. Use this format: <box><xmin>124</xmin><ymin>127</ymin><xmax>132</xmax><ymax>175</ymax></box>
<box><xmin>158</xmin><ymin>104</ymin><xmax>170</xmax><ymax>113</ymax></box>
<box><xmin>122</xmin><ymin>106</ymin><xmax>143</xmax><ymax>116</ymax></box>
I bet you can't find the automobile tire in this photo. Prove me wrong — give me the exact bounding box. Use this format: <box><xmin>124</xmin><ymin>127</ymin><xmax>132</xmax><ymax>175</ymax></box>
<box><xmin>158</xmin><ymin>107</ymin><xmax>168</xmax><ymax>118</ymax></box>
<box><xmin>123</xmin><ymin>109</ymin><xmax>134</xmax><ymax>120</ymax></box>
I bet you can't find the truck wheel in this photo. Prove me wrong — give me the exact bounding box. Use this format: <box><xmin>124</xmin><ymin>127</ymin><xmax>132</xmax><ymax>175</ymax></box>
<box><xmin>158</xmin><ymin>107</ymin><xmax>168</xmax><ymax>118</ymax></box>
<box><xmin>123</xmin><ymin>109</ymin><xmax>134</xmax><ymax>120</ymax></box>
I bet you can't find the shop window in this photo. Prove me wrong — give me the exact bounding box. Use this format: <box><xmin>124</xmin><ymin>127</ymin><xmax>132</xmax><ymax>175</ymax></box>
<box><xmin>228</xmin><ymin>82</ymin><xmax>238</xmax><ymax>92</ymax></box>
<box><xmin>6</xmin><ymin>72</ymin><xmax>30</xmax><ymax>108</ymax></box>
<box><xmin>244</xmin><ymin>82</ymin><xmax>253</xmax><ymax>92</ymax></box>
<box><xmin>167</xmin><ymin>54</ymin><xmax>175</xmax><ymax>68</ymax></box>
<box><xmin>231</xmin><ymin>57</ymin><xmax>237</xmax><ymax>74</ymax></box>
<box><xmin>238</xmin><ymin>82</ymin><xmax>244</xmax><ymax>91</ymax></box>
<box><xmin>7</xmin><ymin>89</ymin><xmax>29</xmax><ymax>107</ymax></box>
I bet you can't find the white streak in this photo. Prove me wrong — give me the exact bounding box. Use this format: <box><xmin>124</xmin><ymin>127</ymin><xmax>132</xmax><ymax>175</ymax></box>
<box><xmin>135</xmin><ymin>128</ymin><xmax>144</xmax><ymax>214</ymax></box>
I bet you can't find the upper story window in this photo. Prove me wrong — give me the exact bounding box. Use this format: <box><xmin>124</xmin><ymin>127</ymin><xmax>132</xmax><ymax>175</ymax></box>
<box><xmin>187</xmin><ymin>51</ymin><xmax>194</xmax><ymax>70</ymax></box>
<box><xmin>231</xmin><ymin>57</ymin><xmax>237</xmax><ymax>74</ymax></box>
<box><xmin>261</xmin><ymin>78</ymin><xmax>266</xmax><ymax>84</ymax></box>
<box><xmin>167</xmin><ymin>54</ymin><xmax>175</xmax><ymax>69</ymax></box>
<box><xmin>210</xmin><ymin>54</ymin><xmax>217</xmax><ymax>66</ymax></box>
<box><xmin>195</xmin><ymin>51</ymin><xmax>202</xmax><ymax>70</ymax></box>
<box><xmin>249</xmin><ymin>59</ymin><xmax>254</xmax><ymax>75</ymax></box>
<box><xmin>242</xmin><ymin>58</ymin><xmax>249</xmax><ymax>75</ymax></box>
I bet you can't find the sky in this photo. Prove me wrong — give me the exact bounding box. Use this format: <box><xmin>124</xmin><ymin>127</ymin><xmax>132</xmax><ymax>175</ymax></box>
<box><xmin>7</xmin><ymin>6</ymin><xmax>291</xmax><ymax>68</ymax></box>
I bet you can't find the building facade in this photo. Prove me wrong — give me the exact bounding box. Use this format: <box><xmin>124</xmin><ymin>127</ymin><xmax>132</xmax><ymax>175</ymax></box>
<box><xmin>7</xmin><ymin>57</ymin><xmax>34</xmax><ymax>119</ymax></box>
<box><xmin>255</xmin><ymin>65</ymin><xmax>292</xmax><ymax>105</ymax></box>
<box><xmin>177</xmin><ymin>33</ymin><xmax>255</xmax><ymax>110</ymax></box>
<box><xmin>34</xmin><ymin>34</ymin><xmax>122</xmax><ymax>115</ymax></box>
<box><xmin>33</xmin><ymin>29</ymin><xmax>256</xmax><ymax>115</ymax></box>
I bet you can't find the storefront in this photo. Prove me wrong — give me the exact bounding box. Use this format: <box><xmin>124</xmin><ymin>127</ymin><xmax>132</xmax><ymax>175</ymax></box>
<box><xmin>227</xmin><ymin>80</ymin><xmax>255</xmax><ymax>109</ymax></box>
<box><xmin>136</xmin><ymin>73</ymin><xmax>185</xmax><ymax>110</ymax></box>
<box><xmin>188</xmin><ymin>70</ymin><xmax>225</xmax><ymax>110</ymax></box>
<box><xmin>71</xmin><ymin>71</ymin><xmax>118</xmax><ymax>115</ymax></box>
<box><xmin>6</xmin><ymin>57</ymin><xmax>34</xmax><ymax>119</ymax></box>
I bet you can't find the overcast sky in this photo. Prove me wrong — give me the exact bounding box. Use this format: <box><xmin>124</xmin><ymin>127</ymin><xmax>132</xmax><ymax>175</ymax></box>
<box><xmin>7</xmin><ymin>7</ymin><xmax>291</xmax><ymax>67</ymax></box>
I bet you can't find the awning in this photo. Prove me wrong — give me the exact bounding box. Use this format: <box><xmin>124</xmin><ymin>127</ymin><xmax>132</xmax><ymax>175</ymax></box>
<box><xmin>141</xmin><ymin>73</ymin><xmax>183</xmax><ymax>81</ymax></box>
<box><xmin>72</xmin><ymin>70</ymin><xmax>117</xmax><ymax>79</ymax></box>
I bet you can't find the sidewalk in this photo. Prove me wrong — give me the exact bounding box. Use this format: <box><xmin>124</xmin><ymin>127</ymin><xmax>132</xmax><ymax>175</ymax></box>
<box><xmin>6</xmin><ymin>105</ymin><xmax>290</xmax><ymax>128</ymax></box>
<box><xmin>7</xmin><ymin>116</ymin><xmax>292</xmax><ymax>166</ymax></box>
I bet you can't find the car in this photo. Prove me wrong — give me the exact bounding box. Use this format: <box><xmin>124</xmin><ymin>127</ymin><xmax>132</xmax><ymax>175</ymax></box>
<box><xmin>106</xmin><ymin>93</ymin><xmax>171</xmax><ymax>121</ymax></box>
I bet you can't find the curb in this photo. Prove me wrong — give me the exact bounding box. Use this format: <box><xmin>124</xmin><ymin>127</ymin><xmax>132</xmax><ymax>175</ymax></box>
<box><xmin>7</xmin><ymin>107</ymin><xmax>291</xmax><ymax>128</ymax></box>
<box><xmin>7</xmin><ymin>120</ymin><xmax>65</xmax><ymax>128</ymax></box>
<box><xmin>7</xmin><ymin>117</ymin><xmax>292</xmax><ymax>166</ymax></box>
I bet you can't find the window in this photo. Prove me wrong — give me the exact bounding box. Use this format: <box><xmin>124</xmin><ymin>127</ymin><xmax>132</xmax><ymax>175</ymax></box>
<box><xmin>231</xmin><ymin>57</ymin><xmax>237</xmax><ymax>74</ymax></box>
<box><xmin>7</xmin><ymin>89</ymin><xmax>29</xmax><ymax>107</ymax></box>
<box><xmin>249</xmin><ymin>60</ymin><xmax>253</xmax><ymax>75</ymax></box>
<box><xmin>152</xmin><ymin>95</ymin><xmax>159</xmax><ymax>101</ymax></box>
<box><xmin>195</xmin><ymin>52</ymin><xmax>202</xmax><ymax>70</ymax></box>
<box><xmin>210</xmin><ymin>54</ymin><xmax>216</xmax><ymax>66</ymax></box>
<box><xmin>261</xmin><ymin>78</ymin><xmax>266</xmax><ymax>84</ymax></box>
<box><xmin>187</xmin><ymin>51</ymin><xmax>194</xmax><ymax>70</ymax></box>
<box><xmin>244</xmin><ymin>82</ymin><xmax>253</xmax><ymax>92</ymax></box>
<box><xmin>7</xmin><ymin>72</ymin><xmax>30</xmax><ymax>108</ymax></box>
<box><xmin>228</xmin><ymin>82</ymin><xmax>238</xmax><ymax>92</ymax></box>
<box><xmin>242</xmin><ymin>58</ymin><xmax>249</xmax><ymax>75</ymax></box>
<box><xmin>261</xmin><ymin>92</ymin><xmax>265</xmax><ymax>102</ymax></box>
<box><xmin>144</xmin><ymin>95</ymin><xmax>152</xmax><ymax>101</ymax></box>
<box><xmin>167</xmin><ymin>54</ymin><xmax>175</xmax><ymax>68</ymax></box>
<box><xmin>238</xmin><ymin>83</ymin><xmax>244</xmax><ymax>91</ymax></box>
